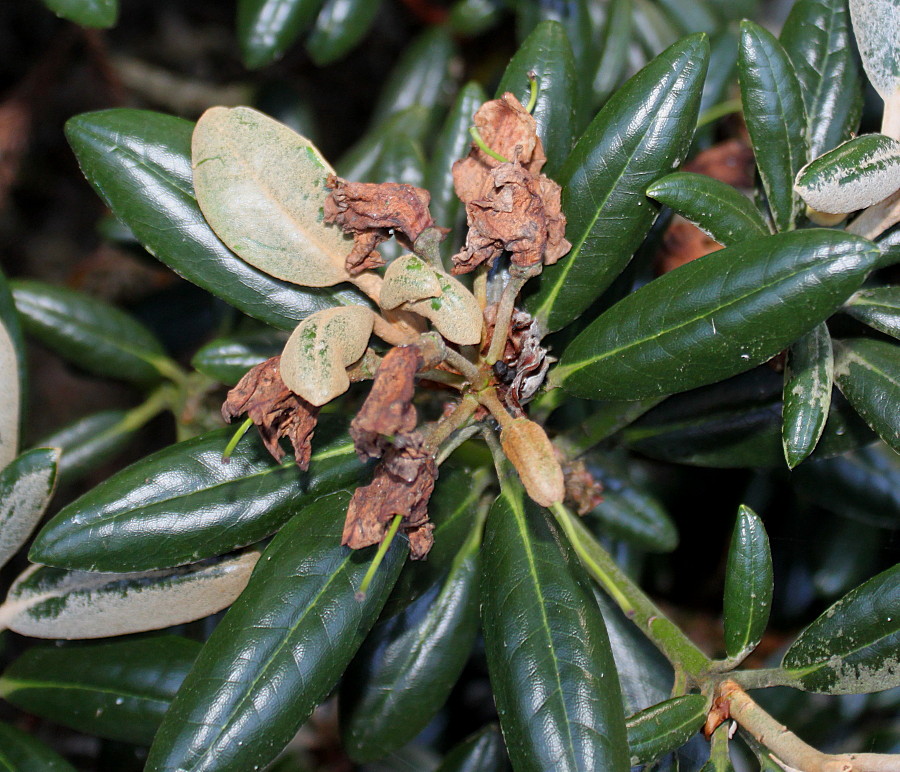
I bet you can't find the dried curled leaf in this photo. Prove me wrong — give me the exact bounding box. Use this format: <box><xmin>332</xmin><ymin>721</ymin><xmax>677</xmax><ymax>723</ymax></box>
<box><xmin>192</xmin><ymin>107</ymin><xmax>352</xmax><ymax>287</ymax></box>
<box><xmin>222</xmin><ymin>356</ymin><xmax>319</xmax><ymax>468</ymax></box>
<box><xmin>562</xmin><ymin>459</ymin><xmax>604</xmax><ymax>516</ymax></box>
<box><xmin>342</xmin><ymin>445</ymin><xmax>438</xmax><ymax>560</ymax></box>
<box><xmin>324</xmin><ymin>175</ymin><xmax>441</xmax><ymax>275</ymax></box>
<box><xmin>454</xmin><ymin>162</ymin><xmax>570</xmax><ymax>274</ymax></box>
<box><xmin>500</xmin><ymin>417</ymin><xmax>565</xmax><ymax>507</ymax></box>
<box><xmin>280</xmin><ymin>305</ymin><xmax>375</xmax><ymax>406</ymax></box>
<box><xmin>486</xmin><ymin>306</ymin><xmax>550</xmax><ymax>411</ymax></box>
<box><xmin>379</xmin><ymin>254</ymin><xmax>443</xmax><ymax>310</ymax></box>
<box><xmin>350</xmin><ymin>345</ymin><xmax>422</xmax><ymax>462</ymax></box>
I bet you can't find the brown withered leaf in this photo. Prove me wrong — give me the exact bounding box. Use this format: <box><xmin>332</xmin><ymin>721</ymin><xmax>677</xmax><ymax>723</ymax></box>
<box><xmin>222</xmin><ymin>356</ymin><xmax>319</xmax><ymax>469</ymax></box>
<box><xmin>452</xmin><ymin>92</ymin><xmax>546</xmax><ymax>205</ymax></box>
<box><xmin>683</xmin><ymin>138</ymin><xmax>755</xmax><ymax>189</ymax></box>
<box><xmin>562</xmin><ymin>459</ymin><xmax>604</xmax><ymax>516</ymax></box>
<box><xmin>656</xmin><ymin>214</ymin><xmax>723</xmax><ymax>274</ymax></box>
<box><xmin>350</xmin><ymin>345</ymin><xmax>423</xmax><ymax>461</ymax></box>
<box><xmin>342</xmin><ymin>446</ymin><xmax>438</xmax><ymax>559</ymax></box>
<box><xmin>453</xmin><ymin>163</ymin><xmax>569</xmax><ymax>274</ymax></box>
<box><xmin>324</xmin><ymin>175</ymin><xmax>439</xmax><ymax>275</ymax></box>
<box><xmin>485</xmin><ymin>306</ymin><xmax>550</xmax><ymax>412</ymax></box>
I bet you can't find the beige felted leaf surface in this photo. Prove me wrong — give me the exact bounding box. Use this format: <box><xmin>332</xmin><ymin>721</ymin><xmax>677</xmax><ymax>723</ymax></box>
<box><xmin>850</xmin><ymin>0</ymin><xmax>900</xmax><ymax>101</ymax></box>
<box><xmin>192</xmin><ymin>106</ymin><xmax>353</xmax><ymax>287</ymax></box>
<box><xmin>280</xmin><ymin>305</ymin><xmax>375</xmax><ymax>406</ymax></box>
<box><xmin>379</xmin><ymin>255</ymin><xmax>443</xmax><ymax>310</ymax></box>
<box><xmin>795</xmin><ymin>134</ymin><xmax>900</xmax><ymax>213</ymax></box>
<box><xmin>405</xmin><ymin>272</ymin><xmax>483</xmax><ymax>346</ymax></box>
<box><xmin>0</xmin><ymin>449</ymin><xmax>59</xmax><ymax>571</ymax></box>
<box><xmin>0</xmin><ymin>320</ymin><xmax>19</xmax><ymax>470</ymax></box>
<box><xmin>0</xmin><ymin>549</ymin><xmax>261</xmax><ymax>639</ymax></box>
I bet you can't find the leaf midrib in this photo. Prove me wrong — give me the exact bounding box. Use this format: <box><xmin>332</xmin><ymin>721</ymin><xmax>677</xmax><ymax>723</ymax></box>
<box><xmin>0</xmin><ymin>676</ymin><xmax>170</xmax><ymax>708</ymax></box>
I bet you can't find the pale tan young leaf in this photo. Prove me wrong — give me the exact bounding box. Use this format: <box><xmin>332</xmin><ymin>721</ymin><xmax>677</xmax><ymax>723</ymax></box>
<box><xmin>0</xmin><ymin>449</ymin><xmax>59</xmax><ymax>570</ymax></box>
<box><xmin>405</xmin><ymin>272</ymin><xmax>483</xmax><ymax>346</ymax></box>
<box><xmin>0</xmin><ymin>319</ymin><xmax>19</xmax><ymax>470</ymax></box>
<box><xmin>379</xmin><ymin>254</ymin><xmax>443</xmax><ymax>310</ymax></box>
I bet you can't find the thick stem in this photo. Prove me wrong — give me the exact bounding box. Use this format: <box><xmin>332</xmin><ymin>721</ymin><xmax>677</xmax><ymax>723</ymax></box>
<box><xmin>882</xmin><ymin>92</ymin><xmax>900</xmax><ymax>141</ymax></box>
<box><xmin>435</xmin><ymin>423</ymin><xmax>482</xmax><ymax>465</ymax></box>
<box><xmin>477</xmin><ymin>387</ymin><xmax>515</xmax><ymax>431</ymax></box>
<box><xmin>721</xmin><ymin>680</ymin><xmax>900</xmax><ymax>772</ymax></box>
<box><xmin>371</xmin><ymin>312</ymin><xmax>421</xmax><ymax>346</ymax></box>
<box><xmin>846</xmin><ymin>188</ymin><xmax>900</xmax><ymax>240</ymax></box>
<box><xmin>442</xmin><ymin>346</ymin><xmax>484</xmax><ymax>385</ymax></box>
<box><xmin>473</xmin><ymin>264</ymin><xmax>489</xmax><ymax>310</ymax></box>
<box><xmin>486</xmin><ymin>273</ymin><xmax>529</xmax><ymax>366</ymax></box>
<box><xmin>424</xmin><ymin>395</ymin><xmax>479</xmax><ymax>454</ymax></box>
<box><xmin>549</xmin><ymin>501</ymin><xmax>712</xmax><ymax>680</ymax></box>
<box><xmin>724</xmin><ymin>667</ymin><xmax>802</xmax><ymax>691</ymax></box>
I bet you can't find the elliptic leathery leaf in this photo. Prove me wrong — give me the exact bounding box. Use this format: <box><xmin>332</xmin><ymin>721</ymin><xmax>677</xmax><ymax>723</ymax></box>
<box><xmin>0</xmin><ymin>449</ymin><xmax>59</xmax><ymax>571</ymax></box>
<box><xmin>0</xmin><ymin>319</ymin><xmax>19</xmax><ymax>470</ymax></box>
<box><xmin>795</xmin><ymin>134</ymin><xmax>900</xmax><ymax>213</ymax></box>
<box><xmin>280</xmin><ymin>305</ymin><xmax>375</xmax><ymax>406</ymax></box>
<box><xmin>404</xmin><ymin>272</ymin><xmax>483</xmax><ymax>346</ymax></box>
<box><xmin>192</xmin><ymin>106</ymin><xmax>354</xmax><ymax>287</ymax></box>
<box><xmin>849</xmin><ymin>0</ymin><xmax>900</xmax><ymax>102</ymax></box>
<box><xmin>379</xmin><ymin>254</ymin><xmax>443</xmax><ymax>310</ymax></box>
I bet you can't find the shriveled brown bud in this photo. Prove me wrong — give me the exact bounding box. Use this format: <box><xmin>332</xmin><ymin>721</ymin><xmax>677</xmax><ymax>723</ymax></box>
<box><xmin>500</xmin><ymin>417</ymin><xmax>565</xmax><ymax>507</ymax></box>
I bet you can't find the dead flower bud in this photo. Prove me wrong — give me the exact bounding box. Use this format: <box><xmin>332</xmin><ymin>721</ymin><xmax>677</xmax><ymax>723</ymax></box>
<box><xmin>500</xmin><ymin>417</ymin><xmax>565</xmax><ymax>507</ymax></box>
<box><xmin>324</xmin><ymin>175</ymin><xmax>443</xmax><ymax>275</ymax></box>
<box><xmin>342</xmin><ymin>444</ymin><xmax>438</xmax><ymax>560</ymax></box>
<box><xmin>222</xmin><ymin>356</ymin><xmax>319</xmax><ymax>469</ymax></box>
<box><xmin>562</xmin><ymin>459</ymin><xmax>604</xmax><ymax>516</ymax></box>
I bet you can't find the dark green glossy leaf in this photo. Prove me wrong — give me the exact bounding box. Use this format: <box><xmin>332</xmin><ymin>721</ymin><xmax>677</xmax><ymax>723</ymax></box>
<box><xmin>497</xmin><ymin>20</ymin><xmax>577</xmax><ymax>175</ymax></box>
<box><xmin>336</xmin><ymin>105</ymin><xmax>430</xmax><ymax>182</ymax></box>
<box><xmin>384</xmin><ymin>466</ymin><xmax>485</xmax><ymax>615</ymax></box>
<box><xmin>698</xmin><ymin>30</ymin><xmax>739</xmax><ymax>119</ymax></box>
<box><xmin>553</xmin><ymin>230</ymin><xmax>881</xmax><ymax>400</ymax></box>
<box><xmin>738</xmin><ymin>21</ymin><xmax>809</xmax><ymax>231</ymax></box>
<box><xmin>622</xmin><ymin>368</ymin><xmax>874</xmax><ymax>468</ymax></box>
<box><xmin>0</xmin><ymin>550</ymin><xmax>260</xmax><ymax>640</ymax></box>
<box><xmin>426</xmin><ymin>82</ymin><xmax>487</xmax><ymax>265</ymax></box>
<box><xmin>190</xmin><ymin>332</ymin><xmax>284</xmax><ymax>385</ymax></box>
<box><xmin>587</xmin><ymin>465</ymin><xmax>677</xmax><ymax>553</ymax></box>
<box><xmin>306</xmin><ymin>0</ymin><xmax>381</xmax><ymax>65</ymax></box>
<box><xmin>481</xmin><ymin>481</ymin><xmax>629</xmax><ymax>772</ymax></box>
<box><xmin>646</xmin><ymin>172</ymin><xmax>770</xmax><ymax>246</ymax></box>
<box><xmin>369</xmin><ymin>135</ymin><xmax>427</xmax><ymax>262</ymax></box>
<box><xmin>657</xmin><ymin>0</ymin><xmax>719</xmax><ymax>34</ymax></box>
<box><xmin>30</xmin><ymin>420</ymin><xmax>362</xmax><ymax>572</ymax></box>
<box><xmin>780</xmin><ymin>0</ymin><xmax>863</xmax><ymax>157</ymax></box>
<box><xmin>65</xmin><ymin>109</ymin><xmax>360</xmax><ymax>331</ymax></box>
<box><xmin>36</xmin><ymin>409</ymin><xmax>134</xmax><ymax>485</ymax></box>
<box><xmin>845</xmin><ymin>287</ymin><xmax>900</xmax><ymax>340</ymax></box>
<box><xmin>834</xmin><ymin>337</ymin><xmax>900</xmax><ymax>452</ymax></box>
<box><xmin>723</xmin><ymin>505</ymin><xmax>772</xmax><ymax>659</ymax></box>
<box><xmin>448</xmin><ymin>0</ymin><xmax>503</xmax><ymax>36</ymax></box>
<box><xmin>237</xmin><ymin>0</ymin><xmax>324</xmax><ymax>69</ymax></box>
<box><xmin>146</xmin><ymin>491</ymin><xmax>405</xmax><ymax>772</ymax></box>
<box><xmin>811</xmin><ymin>514</ymin><xmax>882</xmax><ymax>598</ymax></box>
<box><xmin>782</xmin><ymin>323</ymin><xmax>833</xmax><ymax>468</ymax></box>
<box><xmin>12</xmin><ymin>280</ymin><xmax>170</xmax><ymax>384</ymax></box>
<box><xmin>625</xmin><ymin>695</ymin><xmax>708</xmax><ymax>766</ymax></box>
<box><xmin>591</xmin><ymin>0</ymin><xmax>632</xmax><ymax>108</ymax></box>
<box><xmin>0</xmin><ymin>721</ymin><xmax>76</xmax><ymax>771</ymax></box>
<box><xmin>0</xmin><ymin>449</ymin><xmax>59</xmax><ymax>570</ymax></box>
<box><xmin>435</xmin><ymin>725</ymin><xmax>509</xmax><ymax>772</ymax></box>
<box><xmin>781</xmin><ymin>564</ymin><xmax>900</xmax><ymax>694</ymax></box>
<box><xmin>369</xmin><ymin>27</ymin><xmax>457</xmax><ymax>129</ymax></box>
<box><xmin>527</xmin><ymin>34</ymin><xmax>709</xmax><ymax>332</ymax></box>
<box><xmin>631</xmin><ymin>0</ymin><xmax>678</xmax><ymax>57</ymax></box>
<box><xmin>340</xmin><ymin>530</ymin><xmax>481</xmax><ymax>761</ymax></box>
<box><xmin>0</xmin><ymin>636</ymin><xmax>199</xmax><ymax>746</ymax></box>
<box><xmin>41</xmin><ymin>0</ymin><xmax>117</xmax><ymax>27</ymax></box>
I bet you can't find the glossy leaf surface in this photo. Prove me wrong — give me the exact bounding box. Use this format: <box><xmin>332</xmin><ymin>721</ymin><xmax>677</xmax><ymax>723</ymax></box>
<box><xmin>41</xmin><ymin>0</ymin><xmax>117</xmax><ymax>27</ymax></box>
<box><xmin>12</xmin><ymin>281</ymin><xmax>170</xmax><ymax>384</ymax></box>
<box><xmin>65</xmin><ymin>109</ymin><xmax>358</xmax><ymax>331</ymax></box>
<box><xmin>192</xmin><ymin>106</ymin><xmax>353</xmax><ymax>288</ymax></box>
<box><xmin>625</xmin><ymin>695</ymin><xmax>708</xmax><ymax>766</ymax></box>
<box><xmin>0</xmin><ymin>636</ymin><xmax>199</xmax><ymax>746</ymax></box>
<box><xmin>527</xmin><ymin>34</ymin><xmax>709</xmax><ymax>332</ymax></box>
<box><xmin>780</xmin><ymin>0</ymin><xmax>863</xmax><ymax>157</ymax></box>
<box><xmin>723</xmin><ymin>505</ymin><xmax>773</xmax><ymax>659</ymax></box>
<box><xmin>481</xmin><ymin>482</ymin><xmax>629</xmax><ymax>772</ymax></box>
<box><xmin>190</xmin><ymin>332</ymin><xmax>284</xmax><ymax>385</ymax></box>
<box><xmin>36</xmin><ymin>409</ymin><xmax>134</xmax><ymax>485</ymax></box>
<box><xmin>592</xmin><ymin>0</ymin><xmax>633</xmax><ymax>109</ymax></box>
<box><xmin>0</xmin><ymin>449</ymin><xmax>59</xmax><ymax>570</ymax></box>
<box><xmin>341</xmin><ymin>532</ymin><xmax>481</xmax><ymax>761</ymax></box>
<box><xmin>30</xmin><ymin>422</ymin><xmax>362</xmax><ymax>572</ymax></box>
<box><xmin>237</xmin><ymin>0</ymin><xmax>323</xmax><ymax>69</ymax></box>
<box><xmin>306</xmin><ymin>0</ymin><xmax>380</xmax><ymax>65</ymax></box>
<box><xmin>553</xmin><ymin>231</ymin><xmax>881</xmax><ymax>400</ymax></box>
<box><xmin>496</xmin><ymin>20</ymin><xmax>577</xmax><ymax>175</ymax></box>
<box><xmin>782</xmin><ymin>323</ymin><xmax>833</xmax><ymax>468</ymax></box>
<box><xmin>146</xmin><ymin>491</ymin><xmax>405</xmax><ymax>772</ymax></box>
<box><xmin>794</xmin><ymin>134</ymin><xmax>900</xmax><ymax>213</ymax></box>
<box><xmin>834</xmin><ymin>338</ymin><xmax>900</xmax><ymax>452</ymax></box>
<box><xmin>782</xmin><ymin>564</ymin><xmax>900</xmax><ymax>693</ymax></box>
<box><xmin>0</xmin><ymin>550</ymin><xmax>260</xmax><ymax>639</ymax></box>
<box><xmin>0</xmin><ymin>721</ymin><xmax>76</xmax><ymax>771</ymax></box>
<box><xmin>646</xmin><ymin>172</ymin><xmax>770</xmax><ymax>246</ymax></box>
<box><xmin>845</xmin><ymin>287</ymin><xmax>900</xmax><ymax>339</ymax></box>
<box><xmin>336</xmin><ymin>105</ymin><xmax>430</xmax><ymax>182</ymax></box>
<box><xmin>739</xmin><ymin>21</ymin><xmax>809</xmax><ymax>231</ymax></box>
<box><xmin>435</xmin><ymin>725</ymin><xmax>509</xmax><ymax>772</ymax></box>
